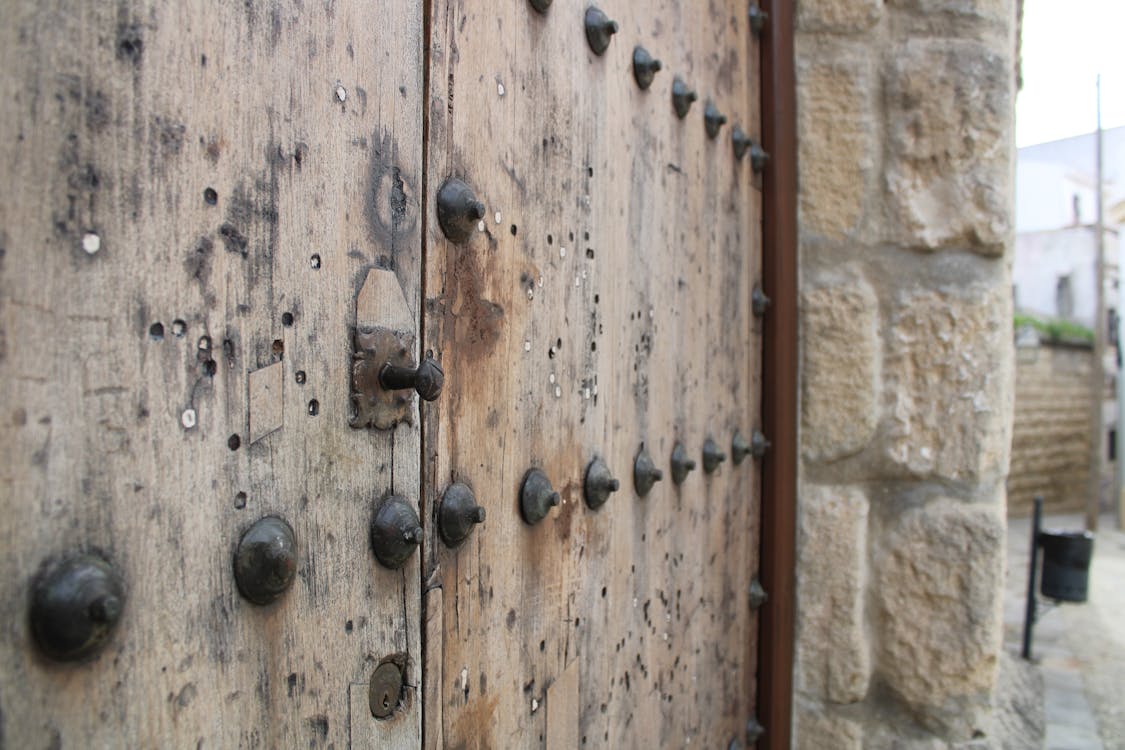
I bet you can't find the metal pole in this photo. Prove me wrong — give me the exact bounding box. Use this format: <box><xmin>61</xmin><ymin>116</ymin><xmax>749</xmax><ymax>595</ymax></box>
<box><xmin>1088</xmin><ymin>75</ymin><xmax>1106</xmax><ymax>532</ymax></box>
<box><xmin>1022</xmin><ymin>496</ymin><xmax>1043</xmax><ymax>660</ymax></box>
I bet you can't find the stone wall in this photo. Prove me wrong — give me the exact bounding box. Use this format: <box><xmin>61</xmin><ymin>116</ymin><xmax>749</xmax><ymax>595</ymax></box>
<box><xmin>793</xmin><ymin>0</ymin><xmax>1017</xmax><ymax>746</ymax></box>
<box><xmin>1008</xmin><ymin>341</ymin><xmax>1093</xmax><ymax>517</ymax></box>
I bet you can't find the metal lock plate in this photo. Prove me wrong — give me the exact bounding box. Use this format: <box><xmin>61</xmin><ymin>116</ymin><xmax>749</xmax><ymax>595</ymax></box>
<box><xmin>350</xmin><ymin>328</ymin><xmax>416</xmax><ymax>430</ymax></box>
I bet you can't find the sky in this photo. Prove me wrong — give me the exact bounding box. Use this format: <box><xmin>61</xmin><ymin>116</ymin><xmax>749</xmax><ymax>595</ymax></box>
<box><xmin>1017</xmin><ymin>0</ymin><xmax>1125</xmax><ymax>147</ymax></box>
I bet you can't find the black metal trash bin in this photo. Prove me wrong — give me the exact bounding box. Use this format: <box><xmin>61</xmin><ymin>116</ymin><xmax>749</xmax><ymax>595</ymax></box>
<box><xmin>1039</xmin><ymin>529</ymin><xmax>1095</xmax><ymax>602</ymax></box>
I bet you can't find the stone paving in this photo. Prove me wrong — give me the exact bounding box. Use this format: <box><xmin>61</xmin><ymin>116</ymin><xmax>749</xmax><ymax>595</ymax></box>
<box><xmin>1004</xmin><ymin>513</ymin><xmax>1125</xmax><ymax>750</ymax></box>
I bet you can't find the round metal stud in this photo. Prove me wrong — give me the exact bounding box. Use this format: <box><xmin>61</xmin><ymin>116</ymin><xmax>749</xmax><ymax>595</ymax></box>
<box><xmin>234</xmin><ymin>516</ymin><xmax>298</xmax><ymax>606</ymax></box>
<box><xmin>438</xmin><ymin>483</ymin><xmax>487</xmax><ymax>548</ymax></box>
<box><xmin>752</xmin><ymin>285</ymin><xmax>771</xmax><ymax>318</ymax></box>
<box><xmin>436</xmin><ymin>177</ymin><xmax>485</xmax><ymax>244</ymax></box>
<box><xmin>529</xmin><ymin>0</ymin><xmax>552</xmax><ymax>13</ymax></box>
<box><xmin>749</xmin><ymin>579</ymin><xmax>769</xmax><ymax>609</ymax></box>
<box><xmin>670</xmin><ymin>443</ymin><xmax>697</xmax><ymax>484</ymax></box>
<box><xmin>672</xmin><ymin>77</ymin><xmax>697</xmax><ymax>119</ymax></box>
<box><xmin>520</xmin><ymin>468</ymin><xmax>560</xmax><ymax>525</ymax></box>
<box><xmin>704</xmin><ymin>101</ymin><xmax>727</xmax><ymax>139</ymax></box>
<box><xmin>30</xmin><ymin>554</ymin><xmax>124</xmax><ymax>661</ymax></box>
<box><xmin>632</xmin><ymin>46</ymin><xmax>662</xmax><ymax>90</ymax></box>
<box><xmin>584</xmin><ymin>458</ymin><xmax>620</xmax><ymax>511</ymax></box>
<box><xmin>732</xmin><ymin>432</ymin><xmax>753</xmax><ymax>465</ymax></box>
<box><xmin>369</xmin><ymin>661</ymin><xmax>404</xmax><ymax>719</ymax></box>
<box><xmin>584</xmin><ymin>6</ymin><xmax>618</xmax><ymax>56</ymax></box>
<box><xmin>370</xmin><ymin>495</ymin><xmax>423</xmax><ymax>569</ymax></box>
<box><xmin>750</xmin><ymin>141</ymin><xmax>770</xmax><ymax>174</ymax></box>
<box><xmin>732</xmin><ymin>126</ymin><xmax>752</xmax><ymax>161</ymax></box>
<box><xmin>633</xmin><ymin>447</ymin><xmax>663</xmax><ymax>497</ymax></box>
<box><xmin>702</xmin><ymin>438</ymin><xmax>727</xmax><ymax>474</ymax></box>
<box><xmin>746</xmin><ymin>717</ymin><xmax>766</xmax><ymax>743</ymax></box>
<box><xmin>751</xmin><ymin>430</ymin><xmax>772</xmax><ymax>458</ymax></box>
<box><xmin>748</xmin><ymin>5</ymin><xmax>769</xmax><ymax>36</ymax></box>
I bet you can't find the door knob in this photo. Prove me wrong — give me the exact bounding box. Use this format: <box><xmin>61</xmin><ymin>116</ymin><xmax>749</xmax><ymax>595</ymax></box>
<box><xmin>379</xmin><ymin>355</ymin><xmax>444</xmax><ymax>402</ymax></box>
<box><xmin>371</xmin><ymin>495</ymin><xmax>423</xmax><ymax>569</ymax></box>
<box><xmin>30</xmin><ymin>554</ymin><xmax>124</xmax><ymax>661</ymax></box>
<box><xmin>439</xmin><ymin>483</ymin><xmax>486</xmax><ymax>547</ymax></box>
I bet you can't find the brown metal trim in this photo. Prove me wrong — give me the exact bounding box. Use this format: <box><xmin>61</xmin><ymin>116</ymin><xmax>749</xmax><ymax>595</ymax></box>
<box><xmin>757</xmin><ymin>0</ymin><xmax>798</xmax><ymax>747</ymax></box>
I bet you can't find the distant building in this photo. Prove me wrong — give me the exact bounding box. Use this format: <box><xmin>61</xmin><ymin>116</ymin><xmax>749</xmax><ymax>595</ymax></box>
<box><xmin>1011</xmin><ymin>127</ymin><xmax>1122</xmax><ymax>516</ymax></box>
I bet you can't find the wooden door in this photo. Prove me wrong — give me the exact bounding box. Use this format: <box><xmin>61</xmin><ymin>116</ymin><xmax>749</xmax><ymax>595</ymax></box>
<box><xmin>0</xmin><ymin>1</ymin><xmax>425</xmax><ymax>747</ymax></box>
<box><xmin>1</xmin><ymin>1</ymin><xmax>765</xmax><ymax>747</ymax></box>
<box><xmin>422</xmin><ymin>1</ymin><xmax>764</xmax><ymax>748</ymax></box>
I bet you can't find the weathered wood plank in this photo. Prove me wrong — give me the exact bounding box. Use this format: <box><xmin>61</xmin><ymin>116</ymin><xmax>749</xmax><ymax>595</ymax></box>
<box><xmin>423</xmin><ymin>0</ymin><xmax>762</xmax><ymax>747</ymax></box>
<box><xmin>0</xmin><ymin>1</ymin><xmax>424</xmax><ymax>747</ymax></box>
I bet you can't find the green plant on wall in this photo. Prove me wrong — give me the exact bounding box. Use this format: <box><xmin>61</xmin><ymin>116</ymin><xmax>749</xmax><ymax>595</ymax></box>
<box><xmin>1014</xmin><ymin>313</ymin><xmax>1095</xmax><ymax>344</ymax></box>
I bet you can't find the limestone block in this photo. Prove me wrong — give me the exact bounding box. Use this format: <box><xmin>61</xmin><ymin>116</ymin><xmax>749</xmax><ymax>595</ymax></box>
<box><xmin>884</xmin><ymin>40</ymin><xmax>1012</xmax><ymax>254</ymax></box>
<box><xmin>877</xmin><ymin>501</ymin><xmax>1006</xmax><ymax>736</ymax></box>
<box><xmin>883</xmin><ymin>285</ymin><xmax>1012</xmax><ymax>480</ymax></box>
<box><xmin>890</xmin><ymin>0</ymin><xmax>1011</xmax><ymax>24</ymax></box>
<box><xmin>798</xmin><ymin>0</ymin><xmax>883</xmax><ymax>32</ymax></box>
<box><xmin>796</xmin><ymin>484</ymin><xmax>871</xmax><ymax>703</ymax></box>
<box><xmin>797</xmin><ymin>54</ymin><xmax>876</xmax><ymax>239</ymax></box>
<box><xmin>801</xmin><ymin>274</ymin><xmax>880</xmax><ymax>462</ymax></box>
<box><xmin>795</xmin><ymin>706</ymin><xmax>864</xmax><ymax>750</ymax></box>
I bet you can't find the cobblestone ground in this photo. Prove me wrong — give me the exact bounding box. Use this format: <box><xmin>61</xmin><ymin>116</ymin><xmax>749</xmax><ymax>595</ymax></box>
<box><xmin>1005</xmin><ymin>514</ymin><xmax>1125</xmax><ymax>749</ymax></box>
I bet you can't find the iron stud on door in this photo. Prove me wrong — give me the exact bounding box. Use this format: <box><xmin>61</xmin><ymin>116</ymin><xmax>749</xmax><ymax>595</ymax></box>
<box><xmin>234</xmin><ymin>516</ymin><xmax>298</xmax><ymax>606</ymax></box>
<box><xmin>520</xmin><ymin>468</ymin><xmax>560</xmax><ymax>525</ymax></box>
<box><xmin>584</xmin><ymin>6</ymin><xmax>619</xmax><ymax>56</ymax></box>
<box><xmin>671</xmin><ymin>443</ymin><xmax>697</xmax><ymax>484</ymax></box>
<box><xmin>702</xmin><ymin>438</ymin><xmax>727</xmax><ymax>473</ymax></box>
<box><xmin>633</xmin><ymin>447</ymin><xmax>664</xmax><ymax>496</ymax></box>
<box><xmin>370</xmin><ymin>495</ymin><xmax>423</xmax><ymax>569</ymax></box>
<box><xmin>584</xmin><ymin>458</ymin><xmax>621</xmax><ymax>510</ymax></box>
<box><xmin>632</xmin><ymin>46</ymin><xmax>662</xmax><ymax>90</ymax></box>
<box><xmin>672</xmin><ymin>77</ymin><xmax>698</xmax><ymax>118</ymax></box>
<box><xmin>30</xmin><ymin>554</ymin><xmax>124</xmax><ymax>661</ymax></box>
<box><xmin>436</xmin><ymin>177</ymin><xmax>486</xmax><ymax>244</ymax></box>
<box><xmin>438</xmin><ymin>483</ymin><xmax>487</xmax><ymax>547</ymax></box>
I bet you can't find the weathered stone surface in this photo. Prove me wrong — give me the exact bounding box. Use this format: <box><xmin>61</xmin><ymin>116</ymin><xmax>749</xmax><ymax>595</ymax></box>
<box><xmin>877</xmin><ymin>502</ymin><xmax>1006</xmax><ymax>736</ymax></box>
<box><xmin>883</xmin><ymin>285</ymin><xmax>1012</xmax><ymax>480</ymax></box>
<box><xmin>795</xmin><ymin>706</ymin><xmax>864</xmax><ymax>750</ymax></box>
<box><xmin>797</xmin><ymin>53</ymin><xmax>876</xmax><ymax>239</ymax></box>
<box><xmin>798</xmin><ymin>0</ymin><xmax>883</xmax><ymax>32</ymax></box>
<box><xmin>883</xmin><ymin>40</ymin><xmax>1012</xmax><ymax>254</ymax></box>
<box><xmin>801</xmin><ymin>273</ymin><xmax>881</xmax><ymax>462</ymax></box>
<box><xmin>890</xmin><ymin>0</ymin><xmax>1011</xmax><ymax>23</ymax></box>
<box><xmin>796</xmin><ymin>484</ymin><xmax>871</xmax><ymax>703</ymax></box>
<box><xmin>990</xmin><ymin>652</ymin><xmax>1045</xmax><ymax>750</ymax></box>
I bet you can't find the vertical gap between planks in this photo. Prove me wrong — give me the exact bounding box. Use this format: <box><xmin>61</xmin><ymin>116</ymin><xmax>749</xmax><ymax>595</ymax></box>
<box><xmin>419</xmin><ymin>1</ymin><xmax>435</xmax><ymax>749</ymax></box>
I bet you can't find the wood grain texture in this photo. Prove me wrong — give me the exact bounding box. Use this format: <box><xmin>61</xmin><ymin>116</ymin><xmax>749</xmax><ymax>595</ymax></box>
<box><xmin>0</xmin><ymin>1</ymin><xmax>424</xmax><ymax>747</ymax></box>
<box><xmin>422</xmin><ymin>1</ymin><xmax>763</xmax><ymax>747</ymax></box>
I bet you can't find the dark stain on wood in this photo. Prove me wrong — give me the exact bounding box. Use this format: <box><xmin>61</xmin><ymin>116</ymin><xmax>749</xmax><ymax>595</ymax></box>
<box><xmin>366</xmin><ymin>132</ymin><xmax>418</xmax><ymax>260</ymax></box>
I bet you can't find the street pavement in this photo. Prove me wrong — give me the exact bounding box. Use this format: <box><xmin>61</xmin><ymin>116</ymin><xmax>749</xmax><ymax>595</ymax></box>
<box><xmin>1004</xmin><ymin>513</ymin><xmax>1125</xmax><ymax>750</ymax></box>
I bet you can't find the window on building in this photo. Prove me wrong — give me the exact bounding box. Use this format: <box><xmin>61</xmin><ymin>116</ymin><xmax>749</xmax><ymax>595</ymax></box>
<box><xmin>1109</xmin><ymin>428</ymin><xmax>1116</xmax><ymax>463</ymax></box>
<box><xmin>1056</xmin><ymin>274</ymin><xmax>1074</xmax><ymax>319</ymax></box>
